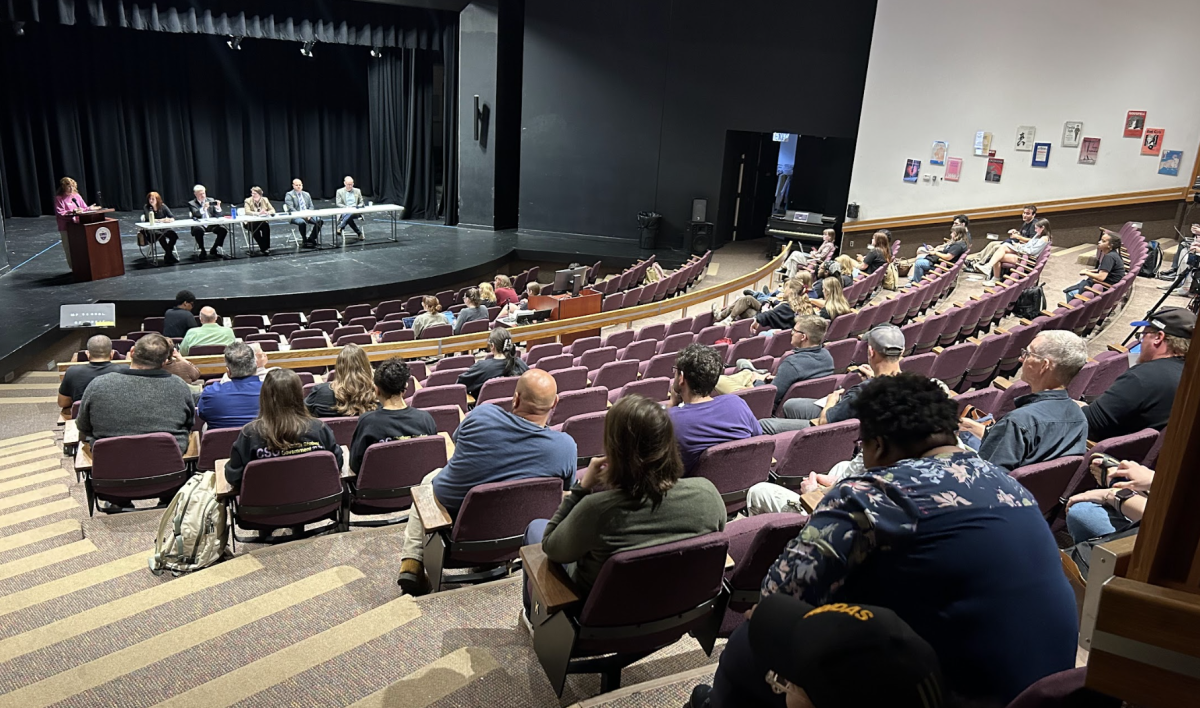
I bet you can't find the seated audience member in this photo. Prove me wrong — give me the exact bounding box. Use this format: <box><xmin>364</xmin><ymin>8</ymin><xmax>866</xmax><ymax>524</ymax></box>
<box><xmin>163</xmin><ymin>290</ymin><xmax>199</xmax><ymax>339</ymax></box>
<box><xmin>1082</xmin><ymin>307</ymin><xmax>1192</xmax><ymax>440</ymax></box>
<box><xmin>958</xmin><ymin>330</ymin><xmax>1088</xmax><ymax>470</ymax></box>
<box><xmin>223</xmin><ymin>369</ymin><xmax>343</xmax><ymax>489</ymax></box>
<box><xmin>75</xmin><ymin>333</ymin><xmax>195</xmax><ymax>453</ymax></box>
<box><xmin>782</xmin><ymin>228</ymin><xmax>837</xmax><ymax>279</ymax></box>
<box><xmin>758</xmin><ymin>323</ymin><xmax>904</xmax><ymax>434</ymax></box>
<box><xmin>978</xmin><ymin>217</ymin><xmax>1051</xmax><ymax>286</ymax></box>
<box><xmin>807</xmin><ymin>259</ymin><xmax>845</xmax><ymax>299</ymax></box>
<box><xmin>221</xmin><ymin>342</ymin><xmax>273</xmax><ymax>382</ymax></box>
<box><xmin>1065</xmin><ymin>230</ymin><xmax>1126</xmax><ymax>300</ymax></box>
<box><xmin>179</xmin><ymin>306</ymin><xmax>235</xmax><ymax>355</ymax></box>
<box><xmin>410</xmin><ymin>295</ymin><xmax>446</xmax><ymax>338</ymax></box>
<box><xmin>197</xmin><ymin>343</ymin><xmax>263</xmax><ymax>429</ymax></box>
<box><xmin>348</xmin><ymin>358</ymin><xmax>437</xmax><ymax>474</ymax></box>
<box><xmin>498</xmin><ymin>281</ymin><xmax>542</xmax><ymax>318</ymax></box>
<box><xmin>1065</xmin><ymin>458</ymin><xmax>1151</xmax><ymax>544</ymax></box>
<box><xmin>855</xmin><ymin>231</ymin><xmax>893</xmax><ymax>275</ymax></box>
<box><xmin>972</xmin><ymin>205</ymin><xmax>1037</xmax><ymax>268</ymax></box>
<box><xmin>909</xmin><ymin>225</ymin><xmax>968</xmax><ymax>284</ymax></box>
<box><xmin>59</xmin><ymin>335</ymin><xmax>122</xmax><ymax>413</ymax></box>
<box><xmin>667</xmin><ymin>345</ymin><xmax>762</xmax><ymax>475</ymax></box>
<box><xmin>452</xmin><ymin>287</ymin><xmax>490</xmax><ymax>335</ymax></box>
<box><xmin>477</xmin><ymin>282</ymin><xmax>498</xmax><ymax>307</ymax></box>
<box><xmin>835</xmin><ymin>254</ymin><xmax>858</xmax><ymax>280</ymax></box>
<box><xmin>493</xmin><ymin>274</ymin><xmax>520</xmax><ymax>306</ymax></box>
<box><xmin>810</xmin><ymin>276</ymin><xmax>852</xmax><ymax>321</ymax></box>
<box><xmin>397</xmin><ymin>369</ymin><xmax>577</xmax><ymax>596</ymax></box>
<box><xmin>953</xmin><ymin>213</ymin><xmax>972</xmax><ymax>246</ymax></box>
<box><xmin>713</xmin><ymin>277</ymin><xmax>809</xmax><ymax>329</ymax></box>
<box><xmin>305</xmin><ymin>343</ymin><xmax>378</xmax><ymax>418</ymax></box>
<box><xmin>690</xmin><ymin>593</ymin><xmax>947</xmax><ymax>708</ymax></box>
<box><xmin>457</xmin><ymin>328</ymin><xmax>529</xmax><ymax>400</ymax></box>
<box><xmin>523</xmin><ymin>394</ymin><xmax>726</xmax><ymax>617</ymax></box>
<box><xmin>715</xmin><ymin>315</ymin><xmax>834</xmax><ymax>407</ymax></box>
<box><xmin>163</xmin><ymin>347</ymin><xmax>202</xmax><ymax>387</ymax></box>
<box><xmin>757</xmin><ymin>374</ymin><xmax>1077</xmax><ymax>704</ymax></box>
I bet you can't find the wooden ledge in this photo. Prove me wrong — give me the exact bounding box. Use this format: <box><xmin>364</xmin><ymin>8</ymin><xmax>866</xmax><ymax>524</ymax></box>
<box><xmin>412</xmin><ymin>484</ymin><xmax>452</xmax><ymax>531</ymax></box>
<box><xmin>520</xmin><ymin>543</ymin><xmax>581</xmax><ymax>615</ymax></box>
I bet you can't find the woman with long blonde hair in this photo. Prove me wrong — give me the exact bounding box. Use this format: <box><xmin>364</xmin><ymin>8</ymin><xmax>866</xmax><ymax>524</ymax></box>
<box><xmin>305</xmin><ymin>343</ymin><xmax>378</xmax><ymax>417</ymax></box>
<box><xmin>477</xmin><ymin>282</ymin><xmax>498</xmax><ymax>307</ymax></box>
<box><xmin>815</xmin><ymin>277</ymin><xmax>852</xmax><ymax>321</ymax></box>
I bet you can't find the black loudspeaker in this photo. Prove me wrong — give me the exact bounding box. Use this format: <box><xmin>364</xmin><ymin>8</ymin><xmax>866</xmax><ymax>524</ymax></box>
<box><xmin>846</xmin><ymin>202</ymin><xmax>860</xmax><ymax>219</ymax></box>
<box><xmin>691</xmin><ymin>198</ymin><xmax>707</xmax><ymax>222</ymax></box>
<box><xmin>689</xmin><ymin>221</ymin><xmax>714</xmax><ymax>255</ymax></box>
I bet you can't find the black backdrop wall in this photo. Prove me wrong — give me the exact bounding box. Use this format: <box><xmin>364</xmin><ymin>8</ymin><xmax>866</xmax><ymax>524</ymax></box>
<box><xmin>519</xmin><ymin>0</ymin><xmax>877</xmax><ymax>244</ymax></box>
<box><xmin>0</xmin><ymin>21</ymin><xmax>457</xmax><ymax>220</ymax></box>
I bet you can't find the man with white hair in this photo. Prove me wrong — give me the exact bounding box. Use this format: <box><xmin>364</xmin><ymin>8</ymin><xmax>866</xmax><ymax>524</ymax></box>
<box><xmin>186</xmin><ymin>184</ymin><xmax>228</xmax><ymax>258</ymax></box>
<box><xmin>179</xmin><ymin>306</ymin><xmax>235</xmax><ymax>355</ymax></box>
<box><xmin>334</xmin><ymin>175</ymin><xmax>365</xmax><ymax>240</ymax></box>
<box><xmin>959</xmin><ymin>330</ymin><xmax>1088</xmax><ymax>471</ymax></box>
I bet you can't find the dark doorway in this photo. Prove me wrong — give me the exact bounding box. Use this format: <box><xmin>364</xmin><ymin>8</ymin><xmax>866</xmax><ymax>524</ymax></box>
<box><xmin>717</xmin><ymin>131</ymin><xmax>780</xmax><ymax>246</ymax></box>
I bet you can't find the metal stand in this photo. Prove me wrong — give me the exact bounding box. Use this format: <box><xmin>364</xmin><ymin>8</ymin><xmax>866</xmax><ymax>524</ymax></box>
<box><xmin>1123</xmin><ymin>262</ymin><xmax>1196</xmax><ymax>346</ymax></box>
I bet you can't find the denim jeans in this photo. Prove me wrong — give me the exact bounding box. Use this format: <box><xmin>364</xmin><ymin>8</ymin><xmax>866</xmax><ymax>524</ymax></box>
<box><xmin>909</xmin><ymin>257</ymin><xmax>934</xmax><ymax>284</ymax></box>
<box><xmin>1066</xmin><ymin>501</ymin><xmax>1128</xmax><ymax>544</ymax></box>
<box><xmin>1063</xmin><ymin>278</ymin><xmax>1092</xmax><ymax>301</ymax></box>
<box><xmin>522</xmin><ymin>519</ymin><xmax>551</xmax><ymax>617</ymax></box>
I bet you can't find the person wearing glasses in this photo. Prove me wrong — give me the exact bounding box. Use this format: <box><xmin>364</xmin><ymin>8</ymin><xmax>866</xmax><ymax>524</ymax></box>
<box><xmin>716</xmin><ymin>315</ymin><xmax>834</xmax><ymax>407</ymax></box>
<box><xmin>701</xmin><ymin>374</ymin><xmax>1078</xmax><ymax>707</ymax></box>
<box><xmin>957</xmin><ymin>331</ymin><xmax>1088</xmax><ymax>470</ymax></box>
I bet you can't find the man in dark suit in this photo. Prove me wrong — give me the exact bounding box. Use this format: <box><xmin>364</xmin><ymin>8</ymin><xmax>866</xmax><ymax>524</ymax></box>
<box><xmin>284</xmin><ymin>178</ymin><xmax>323</xmax><ymax>248</ymax></box>
<box><xmin>187</xmin><ymin>184</ymin><xmax>228</xmax><ymax>259</ymax></box>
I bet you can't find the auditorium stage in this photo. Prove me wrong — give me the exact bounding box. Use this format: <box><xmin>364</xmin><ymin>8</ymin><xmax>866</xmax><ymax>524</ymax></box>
<box><xmin>0</xmin><ymin>209</ymin><xmax>685</xmax><ymax>375</ymax></box>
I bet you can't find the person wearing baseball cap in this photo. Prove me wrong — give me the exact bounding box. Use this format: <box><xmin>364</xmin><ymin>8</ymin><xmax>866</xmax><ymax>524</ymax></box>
<box><xmin>758</xmin><ymin>323</ymin><xmax>905</xmax><ymax>435</ymax></box>
<box><xmin>689</xmin><ymin>593</ymin><xmax>946</xmax><ymax>708</ymax></box>
<box><xmin>1082</xmin><ymin>307</ymin><xmax>1194</xmax><ymax>441</ymax></box>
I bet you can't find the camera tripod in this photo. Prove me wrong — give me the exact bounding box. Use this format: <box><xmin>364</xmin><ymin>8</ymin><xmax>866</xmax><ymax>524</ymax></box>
<box><xmin>1123</xmin><ymin>259</ymin><xmax>1198</xmax><ymax>345</ymax></box>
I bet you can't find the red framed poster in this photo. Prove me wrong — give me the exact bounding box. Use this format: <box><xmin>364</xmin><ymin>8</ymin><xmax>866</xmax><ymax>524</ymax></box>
<box><xmin>1124</xmin><ymin>111</ymin><xmax>1146</xmax><ymax>137</ymax></box>
<box><xmin>1141</xmin><ymin>128</ymin><xmax>1164</xmax><ymax>156</ymax></box>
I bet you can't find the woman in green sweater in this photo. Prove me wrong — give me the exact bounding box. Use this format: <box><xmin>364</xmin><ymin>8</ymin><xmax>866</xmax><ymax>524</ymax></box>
<box><xmin>522</xmin><ymin>394</ymin><xmax>727</xmax><ymax>619</ymax></box>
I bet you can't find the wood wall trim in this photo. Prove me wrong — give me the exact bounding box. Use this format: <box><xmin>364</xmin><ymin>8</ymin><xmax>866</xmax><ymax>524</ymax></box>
<box><xmin>843</xmin><ymin>188</ymin><xmax>1189</xmax><ymax>233</ymax></box>
<box><xmin>59</xmin><ymin>249</ymin><xmax>788</xmax><ymax>377</ymax></box>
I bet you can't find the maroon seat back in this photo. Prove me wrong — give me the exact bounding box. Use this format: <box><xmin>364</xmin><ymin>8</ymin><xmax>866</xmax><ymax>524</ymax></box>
<box><xmin>723</xmin><ymin>336</ymin><xmax>766</xmax><ymax>366</ymax></box>
<box><xmin>336</xmin><ymin>333</ymin><xmax>373</xmax><ymax>346</ymax></box>
<box><xmin>90</xmin><ymin>433</ymin><xmax>189</xmax><ymax>507</ymax></box>
<box><xmin>603</xmin><ymin>329</ymin><xmax>636</xmax><ymax>351</ymax></box>
<box><xmin>611</xmin><ymin>377</ymin><xmax>670</xmax><ymax>404</ymax></box>
<box><xmin>721</xmin><ymin>514</ymin><xmax>808</xmax><ymax>634</ymax></box>
<box><xmin>290</xmin><ymin>336</ymin><xmax>328</xmax><ymax>350</ymax></box>
<box><xmin>1082</xmin><ymin>352</ymin><xmax>1129</xmax><ymax>401</ymax></box>
<box><xmin>411</xmin><ymin>384</ymin><xmax>469</xmax><ymax>413</ymax></box>
<box><xmin>636</xmin><ymin>323</ymin><xmax>667</xmax><ymax>342</ymax></box>
<box><xmin>434</xmin><ymin>354</ymin><xmax>476</xmax><ymax>371</ymax></box>
<box><xmin>771</xmin><ymin>419</ymin><xmax>860</xmax><ymax>479</ymax></box>
<box><xmin>188</xmin><ymin>345</ymin><xmax>227</xmax><ymax>356</ymax></box>
<box><xmin>728</xmin><ymin>386</ymin><xmax>775</xmax><ymax>419</ymax></box>
<box><xmin>353</xmin><ymin>436</ymin><xmax>447</xmax><ymax>513</ymax></box>
<box><xmin>236</xmin><ymin>451</ymin><xmax>343</xmax><ymax>529</ymax></box>
<box><xmin>724</xmin><ymin>319</ymin><xmax>752</xmax><ymax>342</ymax></box>
<box><xmin>320</xmin><ymin>416</ymin><xmax>359</xmax><ymax>446</ymax></box>
<box><xmin>524</xmin><ymin>343</ymin><xmax>564</xmax><ymax>365</ymax></box>
<box><xmin>591</xmin><ymin>360</ymin><xmax>639</xmax><ymax>393</ymax></box>
<box><xmin>1009</xmin><ymin>456</ymin><xmax>1085</xmax><ymax>515</ymax></box>
<box><xmin>559</xmin><ymin>409</ymin><xmax>607</xmax><ymax>457</ymax></box>
<box><xmin>332</xmin><ymin>325</ymin><xmax>367</xmax><ymax>340</ymax></box>
<box><xmin>374</xmin><ymin>321</ymin><xmax>404</xmax><ymax>334</ymax></box>
<box><xmin>550</xmin><ymin>366</ymin><xmax>588</xmax><ymax>393</ymax></box>
<box><xmin>776</xmin><ymin>374</ymin><xmax>840</xmax><ymax>415</ymax></box>
<box><xmin>477</xmin><ymin>376</ymin><xmax>520</xmax><ymax>404</ymax></box>
<box><xmin>955</xmin><ymin>387</ymin><xmax>1002</xmax><ymax>417</ymax></box>
<box><xmin>619</xmin><ymin>339</ymin><xmax>657</xmax><ymax>363</ymax></box>
<box><xmin>550</xmin><ymin>388</ymin><xmax>609</xmax><ymax>427</ymax></box>
<box><xmin>271</xmin><ymin>312</ymin><xmax>303</xmax><ymax>326</ymax></box>
<box><xmin>419</xmin><ymin>323</ymin><xmax>453</xmax><ymax>339</ymax></box>
<box><xmin>1057</xmin><ymin>429</ymin><xmax>1160</xmax><ymax>507</ymax></box>
<box><xmin>232</xmin><ymin>314</ymin><xmax>264</xmax><ymax>329</ymax></box>
<box><xmin>533</xmin><ymin>354</ymin><xmax>574</xmax><ymax>372</ymax></box>
<box><xmin>142</xmin><ymin>316</ymin><xmax>166</xmax><ymax>332</ymax></box>
<box><xmin>459</xmin><ymin>319</ymin><xmax>490</xmax><ymax>334</ymax></box>
<box><xmin>425</xmin><ymin>369</ymin><xmax>462</xmax><ymax>388</ymax></box>
<box><xmin>449</xmin><ymin>477</ymin><xmax>565</xmax><ymax>563</ymax></box>
<box><xmin>1005</xmin><ymin>668</ymin><xmax>1120</xmax><ymax>708</ymax></box>
<box><xmin>565</xmin><ymin>336</ymin><xmax>602</xmax><ymax>357</ymax></box>
<box><xmin>823</xmin><ymin>339</ymin><xmax>856</xmax><ymax>373</ymax></box>
<box><xmin>639</xmin><ymin>353</ymin><xmax>676</xmax><ymax>380</ymax></box>
<box><xmin>899</xmin><ymin>352</ymin><xmax>936</xmax><ymax>379</ymax></box>
<box><xmin>695</xmin><ymin>324</ymin><xmax>726</xmax><ymax>346</ymax></box>
<box><xmin>665</xmin><ymin>317</ymin><xmax>694</xmax><ymax>337</ymax></box>
<box><xmin>381</xmin><ymin>329</ymin><xmax>415</xmax><ymax>343</ymax></box>
<box><xmin>690</xmin><ymin>437</ymin><xmax>775</xmax><ymax>514</ymax></box>
<box><xmin>928</xmin><ymin>342</ymin><xmax>976</xmax><ymax>390</ymax></box>
<box><xmin>578</xmin><ymin>346</ymin><xmax>618</xmax><ymax>371</ymax></box>
<box><xmin>309</xmin><ymin>308</ymin><xmax>339</xmax><ymax>324</ymax></box>
<box><xmin>343</xmin><ymin>304</ymin><xmax>373</xmax><ymax>321</ymax></box>
<box><xmin>197</xmin><ymin>427</ymin><xmax>243</xmax><ymax>472</ymax></box>
<box><xmin>425</xmin><ymin>405</ymin><xmax>462</xmax><ymax>436</ymax></box>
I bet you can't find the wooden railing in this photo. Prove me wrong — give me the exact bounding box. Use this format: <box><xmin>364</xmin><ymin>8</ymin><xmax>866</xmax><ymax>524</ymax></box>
<box><xmin>59</xmin><ymin>248</ymin><xmax>790</xmax><ymax>377</ymax></box>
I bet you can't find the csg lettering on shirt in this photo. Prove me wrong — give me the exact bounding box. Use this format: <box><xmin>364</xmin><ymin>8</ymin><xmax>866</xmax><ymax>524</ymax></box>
<box><xmin>254</xmin><ymin>441</ymin><xmax>324</xmax><ymax>459</ymax></box>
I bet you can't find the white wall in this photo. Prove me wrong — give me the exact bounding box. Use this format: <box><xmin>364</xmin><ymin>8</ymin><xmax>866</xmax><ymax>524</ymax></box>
<box><xmin>846</xmin><ymin>0</ymin><xmax>1200</xmax><ymax>223</ymax></box>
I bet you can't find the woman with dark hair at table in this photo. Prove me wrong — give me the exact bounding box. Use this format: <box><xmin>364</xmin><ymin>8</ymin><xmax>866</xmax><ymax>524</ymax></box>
<box><xmin>54</xmin><ymin>176</ymin><xmax>97</xmax><ymax>270</ymax></box>
<box><xmin>142</xmin><ymin>191</ymin><xmax>179</xmax><ymax>264</ymax></box>
<box><xmin>243</xmin><ymin>186</ymin><xmax>275</xmax><ymax>256</ymax></box>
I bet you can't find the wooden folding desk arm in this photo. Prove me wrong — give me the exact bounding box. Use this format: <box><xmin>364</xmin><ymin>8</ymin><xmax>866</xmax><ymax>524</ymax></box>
<box><xmin>520</xmin><ymin>543</ymin><xmax>581</xmax><ymax>614</ymax></box>
<box><xmin>412</xmin><ymin>485</ymin><xmax>453</xmax><ymax>532</ymax></box>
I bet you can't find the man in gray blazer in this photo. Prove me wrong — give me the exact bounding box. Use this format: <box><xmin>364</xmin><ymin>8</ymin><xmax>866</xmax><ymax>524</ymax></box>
<box><xmin>284</xmin><ymin>178</ymin><xmax>323</xmax><ymax>248</ymax></box>
<box><xmin>334</xmin><ymin>175</ymin><xmax>365</xmax><ymax>240</ymax></box>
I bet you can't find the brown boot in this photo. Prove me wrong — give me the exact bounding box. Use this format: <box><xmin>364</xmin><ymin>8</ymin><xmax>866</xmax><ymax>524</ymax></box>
<box><xmin>397</xmin><ymin>558</ymin><xmax>431</xmax><ymax>596</ymax></box>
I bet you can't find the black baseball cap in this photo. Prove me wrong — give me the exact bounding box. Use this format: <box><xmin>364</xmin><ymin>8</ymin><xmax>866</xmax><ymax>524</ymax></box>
<box><xmin>749</xmin><ymin>594</ymin><xmax>945</xmax><ymax>708</ymax></box>
<box><xmin>1132</xmin><ymin>307</ymin><xmax>1195</xmax><ymax>338</ymax></box>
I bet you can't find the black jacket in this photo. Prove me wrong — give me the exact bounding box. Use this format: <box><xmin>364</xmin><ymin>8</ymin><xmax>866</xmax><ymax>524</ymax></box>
<box><xmin>225</xmin><ymin>418</ymin><xmax>342</xmax><ymax>488</ymax></box>
<box><xmin>1084</xmin><ymin>357</ymin><xmax>1183</xmax><ymax>441</ymax></box>
<box><xmin>163</xmin><ymin>306</ymin><xmax>198</xmax><ymax>339</ymax></box>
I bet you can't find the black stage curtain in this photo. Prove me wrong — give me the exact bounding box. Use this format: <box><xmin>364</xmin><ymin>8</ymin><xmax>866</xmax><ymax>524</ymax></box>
<box><xmin>440</xmin><ymin>23</ymin><xmax>458</xmax><ymax>226</ymax></box>
<box><xmin>5</xmin><ymin>0</ymin><xmax>445</xmax><ymax>49</ymax></box>
<box><xmin>0</xmin><ymin>21</ymin><xmax>454</xmax><ymax>218</ymax></box>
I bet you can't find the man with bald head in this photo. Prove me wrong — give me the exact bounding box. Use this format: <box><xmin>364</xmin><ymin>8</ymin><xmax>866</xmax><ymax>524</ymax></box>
<box><xmin>398</xmin><ymin>368</ymin><xmax>578</xmax><ymax>596</ymax></box>
<box><xmin>58</xmin><ymin>334</ymin><xmax>122</xmax><ymax>414</ymax></box>
<box><xmin>179</xmin><ymin>305</ymin><xmax>235</xmax><ymax>355</ymax></box>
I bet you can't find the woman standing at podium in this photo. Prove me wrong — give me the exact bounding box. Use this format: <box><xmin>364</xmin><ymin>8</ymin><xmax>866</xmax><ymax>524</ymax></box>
<box><xmin>54</xmin><ymin>176</ymin><xmax>96</xmax><ymax>269</ymax></box>
<box><xmin>142</xmin><ymin>192</ymin><xmax>179</xmax><ymax>264</ymax></box>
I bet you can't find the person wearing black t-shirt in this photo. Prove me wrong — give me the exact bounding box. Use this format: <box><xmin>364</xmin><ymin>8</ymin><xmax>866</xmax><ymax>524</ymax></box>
<box><xmin>1065</xmin><ymin>231</ymin><xmax>1126</xmax><ymax>300</ymax></box>
<box><xmin>224</xmin><ymin>369</ymin><xmax>343</xmax><ymax>489</ymax></box>
<box><xmin>58</xmin><ymin>335</ymin><xmax>122</xmax><ymax>415</ymax></box>
<box><xmin>348</xmin><ymin>358</ymin><xmax>438</xmax><ymax>473</ymax></box>
<box><xmin>163</xmin><ymin>290</ymin><xmax>199</xmax><ymax>339</ymax></box>
<box><xmin>141</xmin><ymin>191</ymin><xmax>180</xmax><ymax>264</ymax></box>
<box><xmin>457</xmin><ymin>329</ymin><xmax>529</xmax><ymax>400</ymax></box>
<box><xmin>856</xmin><ymin>231</ymin><xmax>892</xmax><ymax>275</ymax></box>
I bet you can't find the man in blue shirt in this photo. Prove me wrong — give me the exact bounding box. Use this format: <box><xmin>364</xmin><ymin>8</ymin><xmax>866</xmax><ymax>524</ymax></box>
<box><xmin>196</xmin><ymin>343</ymin><xmax>262</xmax><ymax>429</ymax></box>
<box><xmin>959</xmin><ymin>330</ymin><xmax>1088</xmax><ymax>470</ymax></box>
<box><xmin>398</xmin><ymin>368</ymin><xmax>577</xmax><ymax>596</ymax></box>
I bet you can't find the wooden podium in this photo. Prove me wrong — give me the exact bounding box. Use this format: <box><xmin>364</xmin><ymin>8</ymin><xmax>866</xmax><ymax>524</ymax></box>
<box><xmin>527</xmin><ymin>288</ymin><xmax>603</xmax><ymax>346</ymax></box>
<box><xmin>67</xmin><ymin>209</ymin><xmax>124</xmax><ymax>282</ymax></box>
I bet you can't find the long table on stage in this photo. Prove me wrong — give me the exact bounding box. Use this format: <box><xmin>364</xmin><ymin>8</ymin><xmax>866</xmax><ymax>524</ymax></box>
<box><xmin>133</xmin><ymin>203</ymin><xmax>406</xmax><ymax>261</ymax></box>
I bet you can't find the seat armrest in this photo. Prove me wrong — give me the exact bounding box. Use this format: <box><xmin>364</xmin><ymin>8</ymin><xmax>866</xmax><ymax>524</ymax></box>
<box><xmin>993</xmin><ymin>377</ymin><xmax>1013</xmax><ymax>390</ymax></box>
<box><xmin>932</xmin><ymin>346</ymin><xmax>945</xmax><ymax>354</ymax></box>
<box><xmin>183</xmin><ymin>431</ymin><xmax>200</xmax><ymax>461</ymax></box>
<box><xmin>1058</xmin><ymin>302</ymin><xmax>1076</xmax><ymax>310</ymax></box>
<box><xmin>1087</xmin><ymin>286</ymin><xmax>1107</xmax><ymax>296</ymax></box>
<box><xmin>994</xmin><ymin>327</ymin><xmax>1009</xmax><ymax>335</ymax></box>
<box><xmin>215</xmin><ymin>459</ymin><xmax>235</xmax><ymax>497</ymax></box>
<box><xmin>1108</xmin><ymin>344</ymin><xmax>1129</xmax><ymax>354</ymax></box>
<box><xmin>967</xmin><ymin>336</ymin><xmax>981</xmax><ymax>345</ymax></box>
<box><xmin>1040</xmin><ymin>309</ymin><xmax>1057</xmax><ymax>317</ymax></box>
<box><xmin>412</xmin><ymin>484</ymin><xmax>453</xmax><ymax>532</ymax></box>
<box><xmin>520</xmin><ymin>543</ymin><xmax>581</xmax><ymax>614</ymax></box>
<box><xmin>1019</xmin><ymin>318</ymin><xmax>1033</xmax><ymax>326</ymax></box>
<box><xmin>74</xmin><ymin>442</ymin><xmax>93</xmax><ymax>472</ymax></box>
<box><xmin>63</xmin><ymin>420</ymin><xmax>79</xmax><ymax>447</ymax></box>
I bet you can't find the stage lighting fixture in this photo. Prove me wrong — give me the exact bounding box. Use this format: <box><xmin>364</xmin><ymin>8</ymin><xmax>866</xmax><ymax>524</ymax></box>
<box><xmin>370</xmin><ymin>47</ymin><xmax>381</xmax><ymax>58</ymax></box>
<box><xmin>300</xmin><ymin>40</ymin><xmax>315</xmax><ymax>58</ymax></box>
<box><xmin>226</xmin><ymin>35</ymin><xmax>243</xmax><ymax>50</ymax></box>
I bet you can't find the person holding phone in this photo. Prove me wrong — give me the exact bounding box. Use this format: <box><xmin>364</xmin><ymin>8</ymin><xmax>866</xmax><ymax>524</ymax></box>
<box><xmin>1064</xmin><ymin>459</ymin><xmax>1152</xmax><ymax>543</ymax></box>
<box><xmin>187</xmin><ymin>184</ymin><xmax>228</xmax><ymax>258</ymax></box>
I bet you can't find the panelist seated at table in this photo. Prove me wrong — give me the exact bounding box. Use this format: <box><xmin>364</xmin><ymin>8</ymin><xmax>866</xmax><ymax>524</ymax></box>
<box><xmin>187</xmin><ymin>184</ymin><xmax>228</xmax><ymax>259</ymax></box>
<box><xmin>141</xmin><ymin>191</ymin><xmax>179</xmax><ymax>264</ymax></box>
<box><xmin>54</xmin><ymin>176</ymin><xmax>98</xmax><ymax>270</ymax></box>
<box><xmin>284</xmin><ymin>178</ymin><xmax>323</xmax><ymax>249</ymax></box>
<box><xmin>335</xmin><ymin>175</ymin><xmax>365</xmax><ymax>240</ymax></box>
<box><xmin>242</xmin><ymin>186</ymin><xmax>275</xmax><ymax>256</ymax></box>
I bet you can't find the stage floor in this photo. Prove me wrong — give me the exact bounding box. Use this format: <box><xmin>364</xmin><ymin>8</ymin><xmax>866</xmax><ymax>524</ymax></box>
<box><xmin>0</xmin><ymin>208</ymin><xmax>681</xmax><ymax>374</ymax></box>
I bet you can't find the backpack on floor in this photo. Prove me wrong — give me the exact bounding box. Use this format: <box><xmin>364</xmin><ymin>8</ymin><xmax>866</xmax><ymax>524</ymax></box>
<box><xmin>148</xmin><ymin>470</ymin><xmax>228</xmax><ymax>575</ymax></box>
<box><xmin>882</xmin><ymin>261</ymin><xmax>899</xmax><ymax>291</ymax></box>
<box><xmin>1139</xmin><ymin>241</ymin><xmax>1162</xmax><ymax>277</ymax></box>
<box><xmin>1012</xmin><ymin>284</ymin><xmax>1046</xmax><ymax>320</ymax></box>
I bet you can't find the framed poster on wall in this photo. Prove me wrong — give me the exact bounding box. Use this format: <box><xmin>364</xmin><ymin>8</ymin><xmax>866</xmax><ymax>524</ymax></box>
<box><xmin>985</xmin><ymin>158</ymin><xmax>1004</xmax><ymax>183</ymax></box>
<box><xmin>1032</xmin><ymin>143</ymin><xmax>1051</xmax><ymax>167</ymax></box>
<box><xmin>1015</xmin><ymin>126</ymin><xmax>1036</xmax><ymax>151</ymax></box>
<box><xmin>1142</xmin><ymin>129</ymin><xmax>1164</xmax><ymax>155</ymax></box>
<box><xmin>1062</xmin><ymin>122</ymin><xmax>1083</xmax><ymax>147</ymax></box>
<box><xmin>944</xmin><ymin>157</ymin><xmax>963</xmax><ymax>181</ymax></box>
<box><xmin>1079</xmin><ymin>137</ymin><xmax>1101</xmax><ymax>164</ymax></box>
<box><xmin>1124</xmin><ymin>111</ymin><xmax>1146</xmax><ymax>137</ymax></box>
<box><xmin>1159</xmin><ymin>150</ymin><xmax>1183</xmax><ymax>176</ymax></box>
